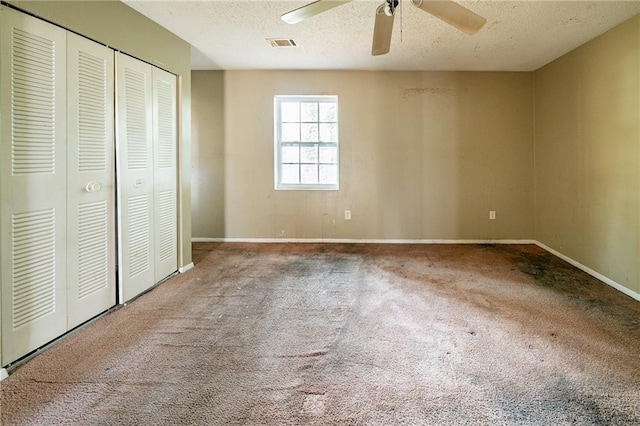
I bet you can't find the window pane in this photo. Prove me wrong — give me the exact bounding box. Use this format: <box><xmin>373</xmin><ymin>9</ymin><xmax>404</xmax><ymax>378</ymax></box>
<box><xmin>319</xmin><ymin>146</ymin><xmax>337</xmax><ymax>163</ymax></box>
<box><xmin>281</xmin><ymin>123</ymin><xmax>300</xmax><ymax>142</ymax></box>
<box><xmin>320</xmin><ymin>103</ymin><xmax>336</xmax><ymax>122</ymax></box>
<box><xmin>319</xmin><ymin>123</ymin><xmax>337</xmax><ymax>142</ymax></box>
<box><xmin>301</xmin><ymin>102</ymin><xmax>318</xmax><ymax>122</ymax></box>
<box><xmin>301</xmin><ymin>123</ymin><xmax>318</xmax><ymax>142</ymax></box>
<box><xmin>282</xmin><ymin>145</ymin><xmax>299</xmax><ymax>163</ymax></box>
<box><xmin>281</xmin><ymin>164</ymin><xmax>299</xmax><ymax>184</ymax></box>
<box><xmin>275</xmin><ymin>96</ymin><xmax>338</xmax><ymax>189</ymax></box>
<box><xmin>281</xmin><ymin>102</ymin><xmax>299</xmax><ymax>122</ymax></box>
<box><xmin>301</xmin><ymin>145</ymin><xmax>318</xmax><ymax>163</ymax></box>
<box><xmin>319</xmin><ymin>165</ymin><xmax>337</xmax><ymax>185</ymax></box>
<box><xmin>301</xmin><ymin>164</ymin><xmax>318</xmax><ymax>184</ymax></box>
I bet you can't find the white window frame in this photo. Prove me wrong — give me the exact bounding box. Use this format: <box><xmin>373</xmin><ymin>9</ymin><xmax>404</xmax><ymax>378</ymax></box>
<box><xmin>274</xmin><ymin>95</ymin><xmax>339</xmax><ymax>190</ymax></box>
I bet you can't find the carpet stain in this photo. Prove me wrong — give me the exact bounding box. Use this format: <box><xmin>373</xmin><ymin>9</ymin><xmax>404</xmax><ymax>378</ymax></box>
<box><xmin>492</xmin><ymin>375</ymin><xmax>639</xmax><ymax>425</ymax></box>
<box><xmin>278</xmin><ymin>350</ymin><xmax>329</xmax><ymax>358</ymax></box>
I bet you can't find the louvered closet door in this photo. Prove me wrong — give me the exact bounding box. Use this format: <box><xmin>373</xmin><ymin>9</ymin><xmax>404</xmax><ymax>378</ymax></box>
<box><xmin>66</xmin><ymin>34</ymin><xmax>116</xmax><ymax>329</ymax></box>
<box><xmin>152</xmin><ymin>68</ymin><xmax>178</xmax><ymax>282</ymax></box>
<box><xmin>0</xmin><ymin>7</ymin><xmax>68</xmax><ymax>364</ymax></box>
<box><xmin>116</xmin><ymin>53</ymin><xmax>154</xmax><ymax>302</ymax></box>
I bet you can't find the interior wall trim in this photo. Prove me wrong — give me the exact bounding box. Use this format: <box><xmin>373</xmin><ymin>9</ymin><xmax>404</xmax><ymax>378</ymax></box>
<box><xmin>178</xmin><ymin>263</ymin><xmax>194</xmax><ymax>273</ymax></box>
<box><xmin>191</xmin><ymin>238</ymin><xmax>537</xmax><ymax>244</ymax></box>
<box><xmin>535</xmin><ymin>241</ymin><xmax>640</xmax><ymax>302</ymax></box>
<box><xmin>0</xmin><ymin>368</ymin><xmax>8</xmax><ymax>382</ymax></box>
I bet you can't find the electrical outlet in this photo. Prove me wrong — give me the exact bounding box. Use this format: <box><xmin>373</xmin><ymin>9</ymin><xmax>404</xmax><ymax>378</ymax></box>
<box><xmin>345</xmin><ymin>210</ymin><xmax>351</xmax><ymax>220</ymax></box>
<box><xmin>489</xmin><ymin>211</ymin><xmax>496</xmax><ymax>220</ymax></box>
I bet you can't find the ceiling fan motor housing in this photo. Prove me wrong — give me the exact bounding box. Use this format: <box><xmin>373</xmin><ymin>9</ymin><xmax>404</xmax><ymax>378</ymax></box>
<box><xmin>384</xmin><ymin>0</ymin><xmax>399</xmax><ymax>16</ymax></box>
<box><xmin>282</xmin><ymin>0</ymin><xmax>488</xmax><ymax>57</ymax></box>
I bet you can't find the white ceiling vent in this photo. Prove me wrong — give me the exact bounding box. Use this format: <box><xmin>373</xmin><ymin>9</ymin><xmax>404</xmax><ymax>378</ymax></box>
<box><xmin>266</xmin><ymin>38</ymin><xmax>297</xmax><ymax>48</ymax></box>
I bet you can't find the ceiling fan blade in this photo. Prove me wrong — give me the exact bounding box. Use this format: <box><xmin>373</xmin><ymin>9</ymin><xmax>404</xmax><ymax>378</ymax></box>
<box><xmin>281</xmin><ymin>0</ymin><xmax>354</xmax><ymax>24</ymax></box>
<box><xmin>412</xmin><ymin>0</ymin><xmax>487</xmax><ymax>35</ymax></box>
<box><xmin>372</xmin><ymin>4</ymin><xmax>395</xmax><ymax>56</ymax></box>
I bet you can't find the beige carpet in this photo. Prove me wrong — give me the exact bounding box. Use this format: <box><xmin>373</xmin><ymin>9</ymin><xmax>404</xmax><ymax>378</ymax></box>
<box><xmin>1</xmin><ymin>243</ymin><xmax>639</xmax><ymax>425</ymax></box>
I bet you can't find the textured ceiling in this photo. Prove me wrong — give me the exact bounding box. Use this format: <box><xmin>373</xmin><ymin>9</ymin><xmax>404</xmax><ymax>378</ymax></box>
<box><xmin>122</xmin><ymin>1</ymin><xmax>640</xmax><ymax>71</ymax></box>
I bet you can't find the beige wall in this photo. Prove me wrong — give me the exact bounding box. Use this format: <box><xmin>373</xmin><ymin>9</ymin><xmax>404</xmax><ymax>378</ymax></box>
<box><xmin>192</xmin><ymin>71</ymin><xmax>225</xmax><ymax>238</ymax></box>
<box><xmin>192</xmin><ymin>70</ymin><xmax>534</xmax><ymax>240</ymax></box>
<box><xmin>534</xmin><ymin>15</ymin><xmax>640</xmax><ymax>295</ymax></box>
<box><xmin>8</xmin><ymin>0</ymin><xmax>193</xmax><ymax>267</ymax></box>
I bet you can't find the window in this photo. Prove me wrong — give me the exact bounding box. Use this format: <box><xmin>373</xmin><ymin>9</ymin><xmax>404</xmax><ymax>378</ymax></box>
<box><xmin>274</xmin><ymin>96</ymin><xmax>339</xmax><ymax>190</ymax></box>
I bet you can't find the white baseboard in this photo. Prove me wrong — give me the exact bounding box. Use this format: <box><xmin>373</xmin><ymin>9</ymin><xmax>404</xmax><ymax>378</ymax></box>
<box><xmin>535</xmin><ymin>241</ymin><xmax>640</xmax><ymax>302</ymax></box>
<box><xmin>178</xmin><ymin>262</ymin><xmax>194</xmax><ymax>273</ymax></box>
<box><xmin>0</xmin><ymin>368</ymin><xmax>8</xmax><ymax>381</ymax></box>
<box><xmin>192</xmin><ymin>237</ymin><xmax>537</xmax><ymax>245</ymax></box>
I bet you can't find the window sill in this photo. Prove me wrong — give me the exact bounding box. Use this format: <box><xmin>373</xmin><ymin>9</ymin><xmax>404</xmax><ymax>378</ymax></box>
<box><xmin>275</xmin><ymin>184</ymin><xmax>339</xmax><ymax>191</ymax></box>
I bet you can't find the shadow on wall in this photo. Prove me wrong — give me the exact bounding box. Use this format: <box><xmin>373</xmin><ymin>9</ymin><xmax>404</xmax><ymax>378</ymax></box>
<box><xmin>377</xmin><ymin>76</ymin><xmax>461</xmax><ymax>239</ymax></box>
<box><xmin>373</xmin><ymin>72</ymin><xmax>533</xmax><ymax>240</ymax></box>
<box><xmin>191</xmin><ymin>71</ymin><xmax>225</xmax><ymax>238</ymax></box>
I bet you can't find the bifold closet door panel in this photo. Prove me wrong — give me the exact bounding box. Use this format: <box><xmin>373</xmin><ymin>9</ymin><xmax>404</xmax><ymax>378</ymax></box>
<box><xmin>152</xmin><ymin>67</ymin><xmax>178</xmax><ymax>282</ymax></box>
<box><xmin>116</xmin><ymin>53</ymin><xmax>155</xmax><ymax>302</ymax></box>
<box><xmin>0</xmin><ymin>7</ymin><xmax>68</xmax><ymax>365</ymax></box>
<box><xmin>66</xmin><ymin>33</ymin><xmax>116</xmax><ymax>329</ymax></box>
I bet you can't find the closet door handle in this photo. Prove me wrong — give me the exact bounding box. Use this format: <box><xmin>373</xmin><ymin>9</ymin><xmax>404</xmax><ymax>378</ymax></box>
<box><xmin>133</xmin><ymin>178</ymin><xmax>143</xmax><ymax>188</ymax></box>
<box><xmin>85</xmin><ymin>181</ymin><xmax>102</xmax><ymax>193</ymax></box>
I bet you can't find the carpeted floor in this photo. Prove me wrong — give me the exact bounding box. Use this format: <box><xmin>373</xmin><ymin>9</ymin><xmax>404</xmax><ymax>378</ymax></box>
<box><xmin>1</xmin><ymin>243</ymin><xmax>639</xmax><ymax>425</ymax></box>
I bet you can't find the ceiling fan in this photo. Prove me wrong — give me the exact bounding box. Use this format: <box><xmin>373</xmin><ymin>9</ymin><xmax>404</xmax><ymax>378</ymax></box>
<box><xmin>281</xmin><ymin>0</ymin><xmax>487</xmax><ymax>56</ymax></box>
